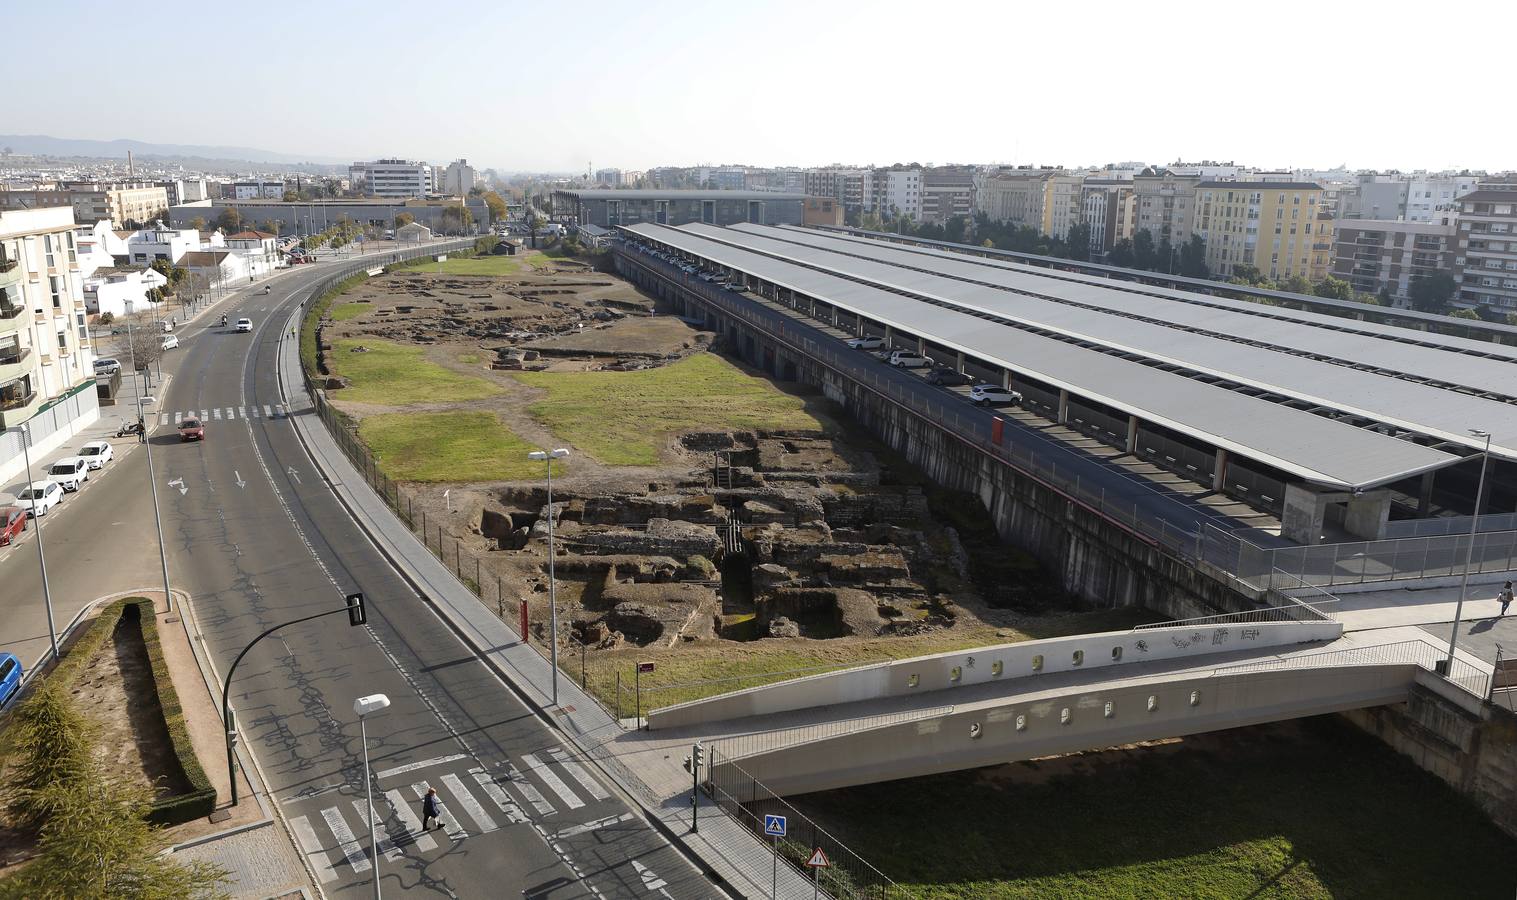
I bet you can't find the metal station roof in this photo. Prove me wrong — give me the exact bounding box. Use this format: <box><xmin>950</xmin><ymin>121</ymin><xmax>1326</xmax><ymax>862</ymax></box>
<box><xmin>692</xmin><ymin>223</ymin><xmax>1517</xmax><ymax>460</ymax></box>
<box><xmin>624</xmin><ymin>223</ymin><xmax>1459</xmax><ymax>491</ymax></box>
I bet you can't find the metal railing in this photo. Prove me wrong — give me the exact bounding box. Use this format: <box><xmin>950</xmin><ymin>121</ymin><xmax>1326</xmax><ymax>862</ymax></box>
<box><xmin>705</xmin><ymin>746</ymin><xmax>905</xmax><ymax>899</ymax></box>
<box><xmin>1211</xmin><ymin>638</ymin><xmax>1492</xmax><ymax>699</ymax></box>
<box><xmin>1202</xmin><ymin>521</ymin><xmax>1517</xmax><ymax>591</ymax></box>
<box><xmin>1131</xmin><ymin>595</ymin><xmax>1337</xmax><ymax>630</ymax></box>
<box><xmin>1383</xmin><ymin>512</ymin><xmax>1517</xmax><ymax>539</ymax></box>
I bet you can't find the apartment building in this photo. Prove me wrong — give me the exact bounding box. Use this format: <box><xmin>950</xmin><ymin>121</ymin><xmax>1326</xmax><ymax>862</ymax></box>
<box><xmin>1405</xmin><ymin>174</ymin><xmax>1480</xmax><ymax>223</ymax></box>
<box><xmin>1042</xmin><ymin>174</ymin><xmax>1085</xmax><ymax>240</ymax></box>
<box><xmin>437</xmin><ymin>159</ymin><xmax>477</xmax><ymax>196</ymax></box>
<box><xmin>975</xmin><ymin>169</ymin><xmax>1059</xmax><ymax>228</ymax></box>
<box><xmin>349</xmin><ymin>159</ymin><xmax>433</xmax><ymax>198</ymax></box>
<box><xmin>1193</xmin><ymin>181</ymin><xmax>1327</xmax><ymax>279</ymax></box>
<box><xmin>804</xmin><ymin>168</ymin><xmax>869</xmax><ymax>217</ymax></box>
<box><xmin>1452</xmin><ymin>180</ymin><xmax>1517</xmax><ymax>311</ymax></box>
<box><xmin>0</xmin><ymin>208</ymin><xmax>99</xmax><ymax>478</ymax></box>
<box><xmin>1081</xmin><ymin>179</ymin><xmax>1135</xmax><ymax>258</ymax></box>
<box><xmin>231</xmin><ymin>180</ymin><xmax>284</xmax><ymax>200</ymax></box>
<box><xmin>1331</xmin><ymin>217</ymin><xmax>1455</xmax><ymax>302</ymax></box>
<box><xmin>1132</xmin><ymin>168</ymin><xmax>1201</xmax><ymax>247</ymax></box>
<box><xmin>0</xmin><ymin>182</ymin><xmax>168</xmax><ymax>228</ymax></box>
<box><xmin>920</xmin><ymin>166</ymin><xmax>976</xmax><ymax>225</ymax></box>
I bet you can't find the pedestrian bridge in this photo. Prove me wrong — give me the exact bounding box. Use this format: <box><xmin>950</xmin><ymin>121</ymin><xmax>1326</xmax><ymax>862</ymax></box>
<box><xmin>624</xmin><ymin>609</ymin><xmax>1493</xmax><ymax>797</ymax></box>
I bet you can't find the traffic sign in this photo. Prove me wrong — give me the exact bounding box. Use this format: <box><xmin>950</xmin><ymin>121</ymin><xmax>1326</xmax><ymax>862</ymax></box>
<box><xmin>637</xmin><ymin>661</ymin><xmax>655</xmax><ymax>674</ymax></box>
<box><xmin>763</xmin><ymin>814</ymin><xmax>787</xmax><ymax>837</ymax></box>
<box><xmin>805</xmin><ymin>847</ymin><xmax>831</xmax><ymax>868</ymax></box>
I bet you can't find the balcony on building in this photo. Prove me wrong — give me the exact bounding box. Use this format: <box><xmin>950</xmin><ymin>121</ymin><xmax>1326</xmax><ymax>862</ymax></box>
<box><xmin>0</xmin><ymin>374</ymin><xmax>37</xmax><ymax>429</ymax></box>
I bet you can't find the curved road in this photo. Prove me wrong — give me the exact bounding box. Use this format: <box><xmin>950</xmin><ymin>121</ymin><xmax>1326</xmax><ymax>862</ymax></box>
<box><xmin>7</xmin><ymin>255</ymin><xmax>712</xmax><ymax>898</ymax></box>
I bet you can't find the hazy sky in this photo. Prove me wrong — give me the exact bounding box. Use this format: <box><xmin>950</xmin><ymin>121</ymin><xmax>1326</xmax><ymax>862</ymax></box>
<box><xmin>4</xmin><ymin>0</ymin><xmax>1509</xmax><ymax>174</ymax></box>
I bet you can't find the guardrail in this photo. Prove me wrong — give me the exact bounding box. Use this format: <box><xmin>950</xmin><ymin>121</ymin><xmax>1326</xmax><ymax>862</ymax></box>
<box><xmin>1211</xmin><ymin>638</ymin><xmax>1492</xmax><ymax>699</ymax></box>
<box><xmin>1131</xmin><ymin>595</ymin><xmax>1337</xmax><ymax>630</ymax></box>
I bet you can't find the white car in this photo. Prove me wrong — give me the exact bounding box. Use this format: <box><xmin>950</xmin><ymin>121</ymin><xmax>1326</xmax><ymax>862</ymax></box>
<box><xmin>969</xmin><ymin>384</ymin><xmax>1023</xmax><ymax>406</ymax></box>
<box><xmin>161</xmin><ymin>334</ymin><xmax>179</xmax><ymax>350</ymax></box>
<box><xmin>846</xmin><ymin>336</ymin><xmax>885</xmax><ymax>350</ymax></box>
<box><xmin>16</xmin><ymin>481</ymin><xmax>64</xmax><ymax>517</ymax></box>
<box><xmin>235</xmin><ymin>318</ymin><xmax>253</xmax><ymax>333</ymax></box>
<box><xmin>888</xmin><ymin>350</ymin><xmax>932</xmax><ymax>368</ymax></box>
<box><xmin>48</xmin><ymin>457</ymin><xmax>89</xmax><ymax>492</ymax></box>
<box><xmin>77</xmin><ymin>440</ymin><xmax>113</xmax><ymax>469</ymax></box>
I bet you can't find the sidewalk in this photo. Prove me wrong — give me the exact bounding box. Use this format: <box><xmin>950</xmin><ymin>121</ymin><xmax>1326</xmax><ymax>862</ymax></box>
<box><xmin>272</xmin><ymin>291</ymin><xmax>826</xmax><ymax>897</ymax></box>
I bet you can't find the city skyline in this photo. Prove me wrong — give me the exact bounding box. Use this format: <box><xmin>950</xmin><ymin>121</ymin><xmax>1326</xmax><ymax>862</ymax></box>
<box><xmin>4</xmin><ymin>0</ymin><xmax>1511</xmax><ymax>173</ymax></box>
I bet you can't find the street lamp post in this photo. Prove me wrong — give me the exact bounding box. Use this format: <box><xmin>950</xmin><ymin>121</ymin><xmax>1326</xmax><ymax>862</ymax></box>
<box><xmin>1444</xmin><ymin>428</ymin><xmax>1493</xmax><ymax>675</ymax></box>
<box><xmin>527</xmin><ymin>448</ymin><xmax>570</xmax><ymax>704</ymax></box>
<box><xmin>354</xmin><ymin>693</ymin><xmax>391</xmax><ymax>900</ymax></box>
<box><xmin>137</xmin><ymin>396</ymin><xmax>173</xmax><ymax>614</ymax></box>
<box><xmin>18</xmin><ymin>424</ymin><xmax>59</xmax><ymax>662</ymax></box>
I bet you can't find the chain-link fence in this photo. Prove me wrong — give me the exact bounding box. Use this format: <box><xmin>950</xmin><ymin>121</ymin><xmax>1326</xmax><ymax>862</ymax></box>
<box><xmin>704</xmin><ymin>747</ymin><xmax>906</xmax><ymax>899</ymax></box>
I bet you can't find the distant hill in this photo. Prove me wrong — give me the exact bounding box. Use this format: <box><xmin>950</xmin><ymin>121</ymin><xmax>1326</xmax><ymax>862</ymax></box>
<box><xmin>0</xmin><ymin>134</ymin><xmax>346</xmax><ymax>167</ymax></box>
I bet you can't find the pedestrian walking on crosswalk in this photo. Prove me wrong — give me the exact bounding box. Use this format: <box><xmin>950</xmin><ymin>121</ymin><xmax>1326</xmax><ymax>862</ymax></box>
<box><xmin>421</xmin><ymin>787</ymin><xmax>442</xmax><ymax>831</ymax></box>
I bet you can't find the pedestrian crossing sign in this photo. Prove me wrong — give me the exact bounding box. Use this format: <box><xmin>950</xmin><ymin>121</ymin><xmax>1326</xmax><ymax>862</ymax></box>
<box><xmin>763</xmin><ymin>814</ymin><xmax>787</xmax><ymax>837</ymax></box>
<box><xmin>805</xmin><ymin>847</ymin><xmax>831</xmax><ymax>868</ymax></box>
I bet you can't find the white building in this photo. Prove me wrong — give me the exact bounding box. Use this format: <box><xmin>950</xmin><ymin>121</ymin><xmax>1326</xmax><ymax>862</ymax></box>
<box><xmin>82</xmin><ymin>265</ymin><xmax>168</xmax><ymax>319</ymax></box>
<box><xmin>438</xmin><ymin>159</ymin><xmax>477</xmax><ymax>196</ymax></box>
<box><xmin>223</xmin><ymin>230</ymin><xmax>279</xmax><ymax>279</ymax></box>
<box><xmin>231</xmin><ymin>180</ymin><xmax>284</xmax><ymax>200</ymax></box>
<box><xmin>1405</xmin><ymin>174</ymin><xmax>1480</xmax><ymax>223</ymax></box>
<box><xmin>350</xmin><ymin>159</ymin><xmax>433</xmax><ymax>198</ymax></box>
<box><xmin>74</xmin><ymin>220</ymin><xmax>130</xmax><ymax>276</ymax></box>
<box><xmin>177</xmin><ymin>249</ymin><xmax>250</xmax><ymax>292</ymax></box>
<box><xmin>882</xmin><ymin>169</ymin><xmax>922</xmax><ymax>220</ymax></box>
<box><xmin>125</xmin><ymin>226</ymin><xmax>201</xmax><ymax>265</ymax></box>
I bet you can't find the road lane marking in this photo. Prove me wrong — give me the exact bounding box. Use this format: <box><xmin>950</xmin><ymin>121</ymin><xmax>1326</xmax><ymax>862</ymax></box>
<box><xmin>321</xmin><ymin>806</ymin><xmax>371</xmax><ymax>873</ymax></box>
<box><xmin>470</xmin><ymin>769</ymin><xmax>527</xmax><ymax>824</ymax></box>
<box><xmin>441</xmin><ymin>772</ymin><xmax>498</xmax><ymax>834</ymax></box>
<box><xmin>522</xmin><ymin>753</ymin><xmax>584</xmax><ymax>811</ymax></box>
<box><xmin>212</xmin><ymin>408</ymin><xmax>221</xmax><ymax>420</ymax></box>
<box><xmin>410</xmin><ymin>782</ymin><xmax>466</xmax><ymax>841</ymax></box>
<box><xmin>289</xmin><ymin>814</ymin><xmax>339</xmax><ymax>884</ymax></box>
<box><xmin>286</xmin><ymin>465</ymin><xmax>302</xmax><ymax>485</ymax></box>
<box><xmin>234</xmin><ymin>470</ymin><xmax>246</xmax><ymax>490</ymax></box>
<box><xmin>547</xmin><ymin>747</ymin><xmax>612</xmax><ymax>801</ymax></box>
<box><xmin>263</xmin><ymin>404</ymin><xmax>273</xmax><ymax>417</ymax></box>
<box><xmin>554</xmin><ymin>812</ymin><xmax>633</xmax><ymax>839</ymax></box>
<box><xmin>383</xmin><ymin>789</ymin><xmax>438</xmax><ymax>853</ymax></box>
<box><xmin>376</xmin><ymin>753</ymin><xmax>468</xmax><ymax>781</ymax></box>
<box><xmin>238</xmin><ymin>405</ymin><xmax>247</xmax><ymax>419</ymax></box>
<box><xmin>349</xmin><ymin>800</ymin><xmax>403</xmax><ymax>860</ymax></box>
<box><xmin>225</xmin><ymin>407</ymin><xmax>235</xmax><ymax>419</ymax></box>
<box><xmin>506</xmin><ymin>763</ymin><xmax>554</xmax><ymax>816</ymax></box>
<box><xmin>632</xmin><ymin>860</ymin><xmax>671</xmax><ymax>895</ymax></box>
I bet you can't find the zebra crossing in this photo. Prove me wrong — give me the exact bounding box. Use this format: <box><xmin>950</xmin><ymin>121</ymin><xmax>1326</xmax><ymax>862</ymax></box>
<box><xmin>289</xmin><ymin>750</ymin><xmax>618</xmax><ymax>884</ymax></box>
<box><xmin>158</xmin><ymin>404</ymin><xmax>287</xmax><ymax>425</ymax></box>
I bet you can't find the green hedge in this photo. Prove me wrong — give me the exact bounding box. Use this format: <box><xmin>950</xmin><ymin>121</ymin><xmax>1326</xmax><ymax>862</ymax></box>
<box><xmin>21</xmin><ymin>598</ymin><xmax>216</xmax><ymax>826</ymax></box>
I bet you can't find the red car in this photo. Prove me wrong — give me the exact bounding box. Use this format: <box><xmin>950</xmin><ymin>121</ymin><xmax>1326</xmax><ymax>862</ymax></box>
<box><xmin>178</xmin><ymin>417</ymin><xmax>205</xmax><ymax>441</ymax></box>
<box><xmin>0</xmin><ymin>506</ymin><xmax>26</xmax><ymax>546</ymax></box>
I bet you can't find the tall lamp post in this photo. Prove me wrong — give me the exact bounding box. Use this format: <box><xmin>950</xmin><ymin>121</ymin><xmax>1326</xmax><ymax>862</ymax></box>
<box><xmin>1443</xmin><ymin>428</ymin><xmax>1493</xmax><ymax>674</ymax></box>
<box><xmin>527</xmin><ymin>448</ymin><xmax>570</xmax><ymax>704</ymax></box>
<box><xmin>137</xmin><ymin>396</ymin><xmax>173</xmax><ymax>614</ymax></box>
<box><xmin>354</xmin><ymin>693</ymin><xmax>391</xmax><ymax>900</ymax></box>
<box><xmin>18</xmin><ymin>423</ymin><xmax>59</xmax><ymax>662</ymax></box>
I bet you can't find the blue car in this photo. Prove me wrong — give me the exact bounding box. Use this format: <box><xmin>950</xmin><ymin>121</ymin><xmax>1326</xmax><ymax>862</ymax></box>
<box><xmin>0</xmin><ymin>652</ymin><xmax>22</xmax><ymax>709</ymax></box>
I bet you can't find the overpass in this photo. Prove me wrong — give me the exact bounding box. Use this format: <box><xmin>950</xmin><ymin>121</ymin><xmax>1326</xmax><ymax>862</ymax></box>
<box><xmin>612</xmin><ymin>612</ymin><xmax>1494</xmax><ymax>798</ymax></box>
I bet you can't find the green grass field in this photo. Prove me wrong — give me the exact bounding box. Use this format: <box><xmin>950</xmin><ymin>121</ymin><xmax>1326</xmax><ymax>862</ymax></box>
<box><xmin>514</xmin><ymin>353</ymin><xmax>821</xmax><ymax>465</ymax></box>
<box><xmin>329</xmin><ymin>302</ymin><xmax>370</xmax><ymax>322</ymax></box>
<box><xmin>793</xmin><ymin>716</ymin><xmax>1516</xmax><ymax>899</ymax></box>
<box><xmin>359</xmin><ymin>411</ymin><xmax>561</xmax><ymax>482</ymax></box>
<box><xmin>408</xmin><ymin>255</ymin><xmax>525</xmax><ymax>275</ymax></box>
<box><xmin>331</xmin><ymin>338</ymin><xmax>501</xmax><ymax>405</ymax></box>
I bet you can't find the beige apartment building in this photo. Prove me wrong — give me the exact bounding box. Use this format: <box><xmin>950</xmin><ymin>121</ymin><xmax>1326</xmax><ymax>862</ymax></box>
<box><xmin>1193</xmin><ymin>181</ymin><xmax>1327</xmax><ymax>279</ymax></box>
<box><xmin>0</xmin><ymin>207</ymin><xmax>99</xmax><ymax>482</ymax></box>
<box><xmin>975</xmin><ymin>169</ymin><xmax>1059</xmax><ymax>229</ymax></box>
<box><xmin>1132</xmin><ymin>168</ymin><xmax>1201</xmax><ymax>247</ymax></box>
<box><xmin>0</xmin><ymin>182</ymin><xmax>168</xmax><ymax>228</ymax></box>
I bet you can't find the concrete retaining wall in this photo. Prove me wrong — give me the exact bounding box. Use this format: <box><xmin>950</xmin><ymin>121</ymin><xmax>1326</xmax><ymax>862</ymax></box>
<box><xmin>649</xmin><ymin>619</ymin><xmax>1342</xmax><ymax>729</ymax></box>
<box><xmin>726</xmin><ymin>665</ymin><xmax>1416</xmax><ymax>796</ymax></box>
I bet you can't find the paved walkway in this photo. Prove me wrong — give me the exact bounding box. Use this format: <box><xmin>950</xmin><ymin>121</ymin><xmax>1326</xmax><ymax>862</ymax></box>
<box><xmin>271</xmin><ymin>298</ymin><xmax>825</xmax><ymax>897</ymax></box>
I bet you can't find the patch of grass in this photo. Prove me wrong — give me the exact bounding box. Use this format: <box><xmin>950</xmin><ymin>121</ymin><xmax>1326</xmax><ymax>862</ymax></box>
<box><xmin>515</xmin><ymin>353</ymin><xmax>821</xmax><ymax>465</ymax></box>
<box><xmin>793</xmin><ymin>716</ymin><xmax>1516</xmax><ymax>899</ymax></box>
<box><xmin>329</xmin><ymin>302</ymin><xmax>369</xmax><ymax>322</ymax></box>
<box><xmin>360</xmin><ymin>411</ymin><xmax>560</xmax><ymax>482</ymax></box>
<box><xmin>300</xmin><ymin>271</ymin><xmax>367</xmax><ymax>379</ymax></box>
<box><xmin>408</xmin><ymin>255</ymin><xmax>523</xmax><ymax>276</ymax></box>
<box><xmin>331</xmin><ymin>338</ymin><xmax>501</xmax><ymax>405</ymax></box>
<box><xmin>457</xmin><ymin>352</ymin><xmax>482</xmax><ymax>364</ymax></box>
<box><xmin>582</xmin><ymin>608</ymin><xmax>1154</xmax><ymax>711</ymax></box>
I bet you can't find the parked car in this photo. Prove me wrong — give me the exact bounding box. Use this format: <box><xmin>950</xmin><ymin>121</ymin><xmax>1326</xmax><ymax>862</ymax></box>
<box><xmin>0</xmin><ymin>506</ymin><xmax>26</xmax><ymax>546</ymax></box>
<box><xmin>846</xmin><ymin>335</ymin><xmax>885</xmax><ymax>350</ymax></box>
<box><xmin>969</xmin><ymin>384</ymin><xmax>1023</xmax><ymax>406</ymax></box>
<box><xmin>235</xmin><ymin>318</ymin><xmax>253</xmax><ymax>333</ymax></box>
<box><xmin>888</xmin><ymin>349</ymin><xmax>933</xmax><ymax>368</ymax></box>
<box><xmin>725</xmin><ymin>282</ymin><xmax>746</xmax><ymax>292</ymax></box>
<box><xmin>48</xmin><ymin>457</ymin><xmax>89</xmax><ymax>492</ymax></box>
<box><xmin>178</xmin><ymin>417</ymin><xmax>205</xmax><ymax>441</ymax></box>
<box><xmin>927</xmin><ymin>367</ymin><xmax>974</xmax><ymax>386</ymax></box>
<box><xmin>93</xmin><ymin>357</ymin><xmax>121</xmax><ymax>376</ymax></box>
<box><xmin>0</xmin><ymin>653</ymin><xmax>22</xmax><ymax>709</ymax></box>
<box><xmin>16</xmin><ymin>481</ymin><xmax>63</xmax><ymax>517</ymax></box>
<box><xmin>77</xmin><ymin>440</ymin><xmax>113</xmax><ymax>469</ymax></box>
<box><xmin>161</xmin><ymin>334</ymin><xmax>179</xmax><ymax>350</ymax></box>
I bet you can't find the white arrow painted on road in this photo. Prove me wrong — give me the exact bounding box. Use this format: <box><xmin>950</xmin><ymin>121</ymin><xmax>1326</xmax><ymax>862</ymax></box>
<box><xmin>286</xmin><ymin>465</ymin><xmax>302</xmax><ymax>485</ymax></box>
<box><xmin>630</xmin><ymin>860</ymin><xmax>672</xmax><ymax>896</ymax></box>
<box><xmin>167</xmin><ymin>477</ymin><xmax>187</xmax><ymax>496</ymax></box>
<box><xmin>234</xmin><ymin>470</ymin><xmax>246</xmax><ymax>490</ymax></box>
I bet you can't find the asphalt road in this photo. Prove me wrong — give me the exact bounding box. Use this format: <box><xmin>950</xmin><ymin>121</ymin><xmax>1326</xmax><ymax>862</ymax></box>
<box><xmin>8</xmin><ymin>257</ymin><xmax>712</xmax><ymax>898</ymax></box>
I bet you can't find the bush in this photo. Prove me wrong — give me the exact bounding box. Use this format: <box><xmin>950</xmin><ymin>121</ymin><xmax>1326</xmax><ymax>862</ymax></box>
<box><xmin>132</xmin><ymin>602</ymin><xmax>216</xmax><ymax>825</ymax></box>
<box><xmin>2</xmin><ymin>686</ymin><xmax>95</xmax><ymax>834</ymax></box>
